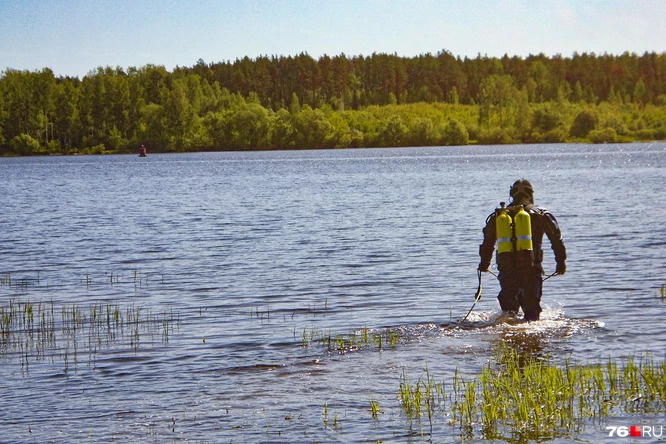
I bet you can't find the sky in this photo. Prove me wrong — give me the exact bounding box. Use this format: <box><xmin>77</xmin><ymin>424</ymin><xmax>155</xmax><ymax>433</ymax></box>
<box><xmin>1</xmin><ymin>0</ymin><xmax>665</xmax><ymax>78</ymax></box>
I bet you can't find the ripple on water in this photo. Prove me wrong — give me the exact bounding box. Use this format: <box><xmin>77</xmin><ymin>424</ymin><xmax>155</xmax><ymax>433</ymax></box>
<box><xmin>1</xmin><ymin>145</ymin><xmax>665</xmax><ymax>442</ymax></box>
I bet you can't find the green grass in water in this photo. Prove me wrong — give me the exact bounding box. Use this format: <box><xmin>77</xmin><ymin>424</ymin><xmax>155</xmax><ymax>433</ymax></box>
<box><xmin>0</xmin><ymin>298</ymin><xmax>178</xmax><ymax>372</ymax></box>
<box><xmin>397</xmin><ymin>346</ymin><xmax>665</xmax><ymax>441</ymax></box>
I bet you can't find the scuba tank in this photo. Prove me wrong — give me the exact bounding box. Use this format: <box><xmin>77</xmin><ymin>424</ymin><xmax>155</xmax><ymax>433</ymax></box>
<box><xmin>495</xmin><ymin>202</ymin><xmax>513</xmax><ymax>253</ymax></box>
<box><xmin>514</xmin><ymin>205</ymin><xmax>533</xmax><ymax>251</ymax></box>
<box><xmin>494</xmin><ymin>202</ymin><xmax>533</xmax><ymax>258</ymax></box>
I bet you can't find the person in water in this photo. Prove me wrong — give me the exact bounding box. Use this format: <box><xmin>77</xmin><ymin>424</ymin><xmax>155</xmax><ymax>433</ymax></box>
<box><xmin>478</xmin><ymin>179</ymin><xmax>567</xmax><ymax>321</ymax></box>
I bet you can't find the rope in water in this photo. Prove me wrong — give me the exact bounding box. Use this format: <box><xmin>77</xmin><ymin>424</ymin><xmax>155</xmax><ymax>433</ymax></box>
<box><xmin>455</xmin><ymin>270</ymin><xmax>483</xmax><ymax>329</ymax></box>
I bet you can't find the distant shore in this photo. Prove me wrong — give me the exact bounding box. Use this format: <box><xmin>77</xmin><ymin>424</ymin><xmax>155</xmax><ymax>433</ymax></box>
<box><xmin>2</xmin><ymin>52</ymin><xmax>665</xmax><ymax>156</ymax></box>
<box><xmin>3</xmin><ymin>98</ymin><xmax>665</xmax><ymax>157</ymax></box>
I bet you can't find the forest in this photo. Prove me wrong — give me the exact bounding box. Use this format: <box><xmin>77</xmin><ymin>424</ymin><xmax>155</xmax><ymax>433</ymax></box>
<box><xmin>1</xmin><ymin>50</ymin><xmax>666</xmax><ymax>155</ymax></box>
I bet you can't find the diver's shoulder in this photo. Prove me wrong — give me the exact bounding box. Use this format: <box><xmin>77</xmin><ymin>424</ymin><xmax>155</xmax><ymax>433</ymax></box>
<box><xmin>529</xmin><ymin>204</ymin><xmax>551</xmax><ymax>215</ymax></box>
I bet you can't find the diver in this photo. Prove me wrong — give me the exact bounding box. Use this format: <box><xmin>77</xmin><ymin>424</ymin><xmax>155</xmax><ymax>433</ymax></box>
<box><xmin>478</xmin><ymin>179</ymin><xmax>567</xmax><ymax>321</ymax></box>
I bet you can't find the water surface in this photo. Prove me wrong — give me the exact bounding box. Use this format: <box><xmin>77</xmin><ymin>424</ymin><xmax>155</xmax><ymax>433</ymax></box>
<box><xmin>1</xmin><ymin>143</ymin><xmax>665</xmax><ymax>441</ymax></box>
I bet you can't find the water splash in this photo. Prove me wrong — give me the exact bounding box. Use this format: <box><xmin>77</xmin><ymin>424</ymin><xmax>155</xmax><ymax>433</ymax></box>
<box><xmin>444</xmin><ymin>302</ymin><xmax>604</xmax><ymax>338</ymax></box>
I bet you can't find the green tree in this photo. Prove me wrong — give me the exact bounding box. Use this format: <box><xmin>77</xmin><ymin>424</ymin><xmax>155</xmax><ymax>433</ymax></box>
<box><xmin>512</xmin><ymin>87</ymin><xmax>531</xmax><ymax>141</ymax></box>
<box><xmin>442</xmin><ymin>119</ymin><xmax>469</xmax><ymax>145</ymax></box>
<box><xmin>289</xmin><ymin>92</ymin><xmax>300</xmax><ymax>114</ymax></box>
<box><xmin>530</xmin><ymin>104</ymin><xmax>565</xmax><ymax>142</ymax></box>
<box><xmin>202</xmin><ymin>111</ymin><xmax>229</xmax><ymax>150</ymax></box>
<box><xmin>0</xmin><ymin>89</ymin><xmax>7</xmax><ymax>147</ymax></box>
<box><xmin>163</xmin><ymin>80</ymin><xmax>199</xmax><ymax>151</ymax></box>
<box><xmin>137</xmin><ymin>103</ymin><xmax>168</xmax><ymax>149</ymax></box>
<box><xmin>32</xmin><ymin>68</ymin><xmax>56</xmax><ymax>146</ymax></box>
<box><xmin>633</xmin><ymin>79</ymin><xmax>649</xmax><ymax>106</ymax></box>
<box><xmin>531</xmin><ymin>105</ymin><xmax>563</xmax><ymax>133</ymax></box>
<box><xmin>292</xmin><ymin>105</ymin><xmax>335</xmax><ymax>148</ymax></box>
<box><xmin>8</xmin><ymin>133</ymin><xmax>41</xmax><ymax>155</ymax></box>
<box><xmin>227</xmin><ymin>102</ymin><xmax>272</xmax><ymax>149</ymax></box>
<box><xmin>53</xmin><ymin>79</ymin><xmax>80</xmax><ymax>150</ymax></box>
<box><xmin>589</xmin><ymin>127</ymin><xmax>617</xmax><ymax>143</ymax></box>
<box><xmin>1</xmin><ymin>70</ymin><xmax>39</xmax><ymax>141</ymax></box>
<box><xmin>376</xmin><ymin>114</ymin><xmax>407</xmax><ymax>147</ymax></box>
<box><xmin>570</xmin><ymin>109</ymin><xmax>598</xmax><ymax>138</ymax></box>
<box><xmin>572</xmin><ymin>81</ymin><xmax>584</xmax><ymax>103</ymax></box>
<box><xmin>270</xmin><ymin>108</ymin><xmax>296</xmax><ymax>148</ymax></box>
<box><xmin>449</xmin><ymin>86</ymin><xmax>459</xmax><ymax>105</ymax></box>
<box><xmin>479</xmin><ymin>75</ymin><xmax>518</xmax><ymax>129</ymax></box>
<box><xmin>528</xmin><ymin>60</ymin><xmax>549</xmax><ymax>101</ymax></box>
<box><xmin>406</xmin><ymin>117</ymin><xmax>439</xmax><ymax>146</ymax></box>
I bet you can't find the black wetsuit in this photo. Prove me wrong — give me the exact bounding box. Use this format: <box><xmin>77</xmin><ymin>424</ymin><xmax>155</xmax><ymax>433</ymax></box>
<box><xmin>479</xmin><ymin>203</ymin><xmax>566</xmax><ymax>321</ymax></box>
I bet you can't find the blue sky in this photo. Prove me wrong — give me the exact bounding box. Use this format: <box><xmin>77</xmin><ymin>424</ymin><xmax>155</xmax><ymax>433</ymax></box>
<box><xmin>1</xmin><ymin>0</ymin><xmax>664</xmax><ymax>78</ymax></box>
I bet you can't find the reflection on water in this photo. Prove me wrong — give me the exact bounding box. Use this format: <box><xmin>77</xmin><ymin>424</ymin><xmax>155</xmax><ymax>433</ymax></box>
<box><xmin>0</xmin><ymin>143</ymin><xmax>665</xmax><ymax>441</ymax></box>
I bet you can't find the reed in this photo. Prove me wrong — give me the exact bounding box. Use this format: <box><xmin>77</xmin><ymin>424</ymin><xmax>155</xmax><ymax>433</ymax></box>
<box><xmin>370</xmin><ymin>397</ymin><xmax>382</xmax><ymax>420</ymax></box>
<box><xmin>323</xmin><ymin>403</ymin><xmax>329</xmax><ymax>428</ymax></box>
<box><xmin>0</xmin><ymin>298</ymin><xmax>179</xmax><ymax>372</ymax></box>
<box><xmin>398</xmin><ymin>366</ymin><xmax>446</xmax><ymax>435</ymax></box>
<box><xmin>0</xmin><ymin>274</ymin><xmax>40</xmax><ymax>292</ymax></box>
<box><xmin>299</xmin><ymin>326</ymin><xmax>403</xmax><ymax>353</ymax></box>
<box><xmin>396</xmin><ymin>348</ymin><xmax>666</xmax><ymax>441</ymax></box>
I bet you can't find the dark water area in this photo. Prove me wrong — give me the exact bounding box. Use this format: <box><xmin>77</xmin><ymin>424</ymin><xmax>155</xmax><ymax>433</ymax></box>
<box><xmin>1</xmin><ymin>143</ymin><xmax>665</xmax><ymax>442</ymax></box>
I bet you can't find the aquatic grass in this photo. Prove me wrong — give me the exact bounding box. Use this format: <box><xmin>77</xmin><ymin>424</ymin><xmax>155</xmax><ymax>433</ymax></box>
<box><xmin>250</xmin><ymin>305</ymin><xmax>271</xmax><ymax>321</ymax></box>
<box><xmin>323</xmin><ymin>403</ymin><xmax>329</xmax><ymax>428</ymax></box>
<box><xmin>0</xmin><ymin>273</ymin><xmax>41</xmax><ymax>292</ymax></box>
<box><xmin>0</xmin><ymin>298</ymin><xmax>179</xmax><ymax>372</ymax></box>
<box><xmin>394</xmin><ymin>349</ymin><xmax>666</xmax><ymax>441</ymax></box>
<box><xmin>299</xmin><ymin>326</ymin><xmax>403</xmax><ymax>353</ymax></box>
<box><xmin>398</xmin><ymin>366</ymin><xmax>446</xmax><ymax>435</ymax></box>
<box><xmin>1</xmin><ymin>271</ymin><xmax>164</xmax><ymax>293</ymax></box>
<box><xmin>369</xmin><ymin>397</ymin><xmax>382</xmax><ymax>420</ymax></box>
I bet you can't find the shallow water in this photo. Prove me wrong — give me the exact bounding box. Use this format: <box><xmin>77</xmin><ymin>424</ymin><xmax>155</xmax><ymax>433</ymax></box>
<box><xmin>1</xmin><ymin>143</ymin><xmax>665</xmax><ymax>441</ymax></box>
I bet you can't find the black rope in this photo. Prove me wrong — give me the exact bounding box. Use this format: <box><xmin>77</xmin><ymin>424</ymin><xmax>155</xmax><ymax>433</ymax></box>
<box><xmin>455</xmin><ymin>270</ymin><xmax>483</xmax><ymax>328</ymax></box>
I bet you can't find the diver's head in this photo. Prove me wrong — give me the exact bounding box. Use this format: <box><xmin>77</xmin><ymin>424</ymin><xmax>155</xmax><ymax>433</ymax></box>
<box><xmin>510</xmin><ymin>179</ymin><xmax>534</xmax><ymax>205</ymax></box>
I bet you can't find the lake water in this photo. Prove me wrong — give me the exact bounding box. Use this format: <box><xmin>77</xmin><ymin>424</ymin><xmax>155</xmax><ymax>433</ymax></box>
<box><xmin>1</xmin><ymin>143</ymin><xmax>665</xmax><ymax>442</ymax></box>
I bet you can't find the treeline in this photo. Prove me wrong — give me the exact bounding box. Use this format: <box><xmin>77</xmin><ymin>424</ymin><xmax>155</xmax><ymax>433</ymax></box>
<box><xmin>189</xmin><ymin>51</ymin><xmax>666</xmax><ymax>109</ymax></box>
<box><xmin>1</xmin><ymin>50</ymin><xmax>666</xmax><ymax>155</ymax></box>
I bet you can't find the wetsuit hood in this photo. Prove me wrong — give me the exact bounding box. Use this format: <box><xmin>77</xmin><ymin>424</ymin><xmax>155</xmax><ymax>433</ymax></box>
<box><xmin>510</xmin><ymin>179</ymin><xmax>534</xmax><ymax>206</ymax></box>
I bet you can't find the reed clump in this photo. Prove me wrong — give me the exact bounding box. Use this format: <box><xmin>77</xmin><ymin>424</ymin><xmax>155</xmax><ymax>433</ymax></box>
<box><xmin>300</xmin><ymin>326</ymin><xmax>402</xmax><ymax>353</ymax></box>
<box><xmin>0</xmin><ymin>273</ymin><xmax>40</xmax><ymax>292</ymax></box>
<box><xmin>369</xmin><ymin>397</ymin><xmax>382</xmax><ymax>420</ymax></box>
<box><xmin>399</xmin><ymin>365</ymin><xmax>446</xmax><ymax>434</ymax></box>
<box><xmin>0</xmin><ymin>298</ymin><xmax>179</xmax><ymax>372</ymax></box>
<box><xmin>397</xmin><ymin>348</ymin><xmax>666</xmax><ymax>441</ymax></box>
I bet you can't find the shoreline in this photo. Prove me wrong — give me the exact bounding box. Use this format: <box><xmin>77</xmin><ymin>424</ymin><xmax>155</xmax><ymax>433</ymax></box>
<box><xmin>2</xmin><ymin>138</ymin><xmax>665</xmax><ymax>158</ymax></box>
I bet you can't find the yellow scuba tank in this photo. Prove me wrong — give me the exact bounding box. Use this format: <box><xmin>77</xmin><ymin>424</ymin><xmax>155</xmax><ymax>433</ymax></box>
<box><xmin>514</xmin><ymin>205</ymin><xmax>533</xmax><ymax>251</ymax></box>
<box><xmin>495</xmin><ymin>202</ymin><xmax>513</xmax><ymax>253</ymax></box>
